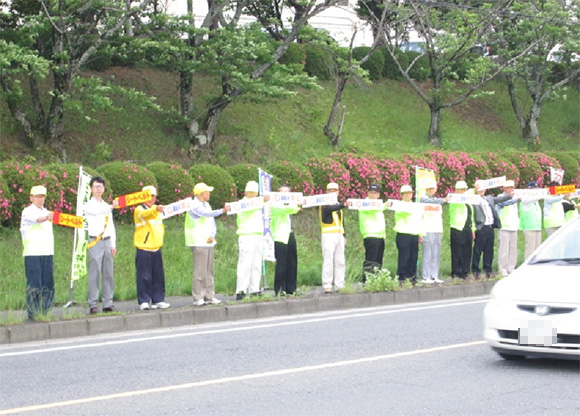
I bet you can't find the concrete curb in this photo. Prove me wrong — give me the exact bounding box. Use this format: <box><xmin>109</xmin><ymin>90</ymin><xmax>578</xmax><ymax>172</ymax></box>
<box><xmin>0</xmin><ymin>282</ymin><xmax>495</xmax><ymax>345</ymax></box>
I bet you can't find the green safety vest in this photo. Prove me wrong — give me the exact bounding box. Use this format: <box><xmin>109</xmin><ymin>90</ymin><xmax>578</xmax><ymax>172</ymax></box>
<box><xmin>184</xmin><ymin>212</ymin><xmax>215</xmax><ymax>247</ymax></box>
<box><xmin>519</xmin><ymin>201</ymin><xmax>542</xmax><ymax>231</ymax></box>
<box><xmin>499</xmin><ymin>203</ymin><xmax>519</xmax><ymax>231</ymax></box>
<box><xmin>271</xmin><ymin>204</ymin><xmax>300</xmax><ymax>243</ymax></box>
<box><xmin>394</xmin><ymin>203</ymin><xmax>425</xmax><ymax>236</ymax></box>
<box><xmin>359</xmin><ymin>208</ymin><xmax>386</xmax><ymax>239</ymax></box>
<box><xmin>543</xmin><ymin>199</ymin><xmax>565</xmax><ymax>229</ymax></box>
<box><xmin>449</xmin><ymin>203</ymin><xmax>474</xmax><ymax>232</ymax></box>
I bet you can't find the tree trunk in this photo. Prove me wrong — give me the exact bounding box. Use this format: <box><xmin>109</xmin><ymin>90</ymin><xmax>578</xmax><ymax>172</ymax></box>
<box><xmin>44</xmin><ymin>71</ymin><xmax>69</xmax><ymax>158</ymax></box>
<box><xmin>428</xmin><ymin>104</ymin><xmax>442</xmax><ymax>147</ymax></box>
<box><xmin>324</xmin><ymin>75</ymin><xmax>348</xmax><ymax>147</ymax></box>
<box><xmin>179</xmin><ymin>71</ymin><xmax>194</xmax><ymax>117</ymax></box>
<box><xmin>522</xmin><ymin>102</ymin><xmax>542</xmax><ymax>145</ymax></box>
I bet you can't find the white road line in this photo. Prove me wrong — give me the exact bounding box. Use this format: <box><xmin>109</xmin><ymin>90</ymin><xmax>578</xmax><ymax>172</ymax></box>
<box><xmin>0</xmin><ymin>298</ymin><xmax>487</xmax><ymax>357</ymax></box>
<box><xmin>0</xmin><ymin>340</ymin><xmax>487</xmax><ymax>415</ymax></box>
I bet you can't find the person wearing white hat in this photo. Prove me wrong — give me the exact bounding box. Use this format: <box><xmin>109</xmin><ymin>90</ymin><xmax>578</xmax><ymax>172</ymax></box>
<box><xmin>134</xmin><ymin>185</ymin><xmax>170</xmax><ymax>311</ymax></box>
<box><xmin>234</xmin><ymin>181</ymin><xmax>266</xmax><ymax>300</ymax></box>
<box><xmin>320</xmin><ymin>182</ymin><xmax>351</xmax><ymax>293</ymax></box>
<box><xmin>448</xmin><ymin>180</ymin><xmax>474</xmax><ymax>279</ymax></box>
<box><xmin>394</xmin><ymin>185</ymin><xmax>424</xmax><ymax>283</ymax></box>
<box><xmin>185</xmin><ymin>182</ymin><xmax>229</xmax><ymax>306</ymax></box>
<box><xmin>495</xmin><ymin>180</ymin><xmax>520</xmax><ymax>276</ymax></box>
<box><xmin>471</xmin><ymin>180</ymin><xmax>512</xmax><ymax>279</ymax></box>
<box><xmin>519</xmin><ymin>181</ymin><xmax>543</xmax><ymax>260</ymax></box>
<box><xmin>358</xmin><ymin>184</ymin><xmax>387</xmax><ymax>280</ymax></box>
<box><xmin>419</xmin><ymin>179</ymin><xmax>450</xmax><ymax>284</ymax></box>
<box><xmin>84</xmin><ymin>176</ymin><xmax>119</xmax><ymax>314</ymax></box>
<box><xmin>20</xmin><ymin>185</ymin><xmax>54</xmax><ymax>320</ymax></box>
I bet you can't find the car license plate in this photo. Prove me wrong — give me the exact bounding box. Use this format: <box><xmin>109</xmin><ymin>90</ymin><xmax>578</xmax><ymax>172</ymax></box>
<box><xmin>518</xmin><ymin>321</ymin><xmax>557</xmax><ymax>346</ymax></box>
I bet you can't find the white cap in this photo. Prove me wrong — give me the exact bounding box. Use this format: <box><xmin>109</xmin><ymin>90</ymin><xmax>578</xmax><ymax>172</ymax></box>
<box><xmin>400</xmin><ymin>185</ymin><xmax>413</xmax><ymax>193</ymax></box>
<box><xmin>142</xmin><ymin>185</ymin><xmax>157</xmax><ymax>196</ymax></box>
<box><xmin>30</xmin><ymin>185</ymin><xmax>47</xmax><ymax>196</ymax></box>
<box><xmin>245</xmin><ymin>181</ymin><xmax>259</xmax><ymax>193</ymax></box>
<box><xmin>504</xmin><ymin>180</ymin><xmax>515</xmax><ymax>188</ymax></box>
<box><xmin>326</xmin><ymin>182</ymin><xmax>339</xmax><ymax>190</ymax></box>
<box><xmin>455</xmin><ymin>181</ymin><xmax>468</xmax><ymax>189</ymax></box>
<box><xmin>193</xmin><ymin>183</ymin><xmax>214</xmax><ymax>195</ymax></box>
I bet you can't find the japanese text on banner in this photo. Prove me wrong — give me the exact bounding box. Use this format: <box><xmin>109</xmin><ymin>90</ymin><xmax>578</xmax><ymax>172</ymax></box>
<box><xmin>225</xmin><ymin>197</ymin><xmax>265</xmax><ymax>215</ymax></box>
<box><xmin>259</xmin><ymin>168</ymin><xmax>275</xmax><ymax>263</ymax></box>
<box><xmin>478</xmin><ymin>176</ymin><xmax>506</xmax><ymax>189</ymax></box>
<box><xmin>513</xmin><ymin>188</ymin><xmax>548</xmax><ymax>200</ymax></box>
<box><xmin>115</xmin><ymin>190</ymin><xmax>152</xmax><ymax>208</ymax></box>
<box><xmin>161</xmin><ymin>197</ymin><xmax>194</xmax><ymax>219</ymax></box>
<box><xmin>448</xmin><ymin>194</ymin><xmax>482</xmax><ymax>205</ymax></box>
<box><xmin>387</xmin><ymin>199</ymin><xmax>442</xmax><ymax>214</ymax></box>
<box><xmin>302</xmin><ymin>193</ymin><xmax>338</xmax><ymax>208</ymax></box>
<box><xmin>347</xmin><ymin>199</ymin><xmax>385</xmax><ymax>210</ymax></box>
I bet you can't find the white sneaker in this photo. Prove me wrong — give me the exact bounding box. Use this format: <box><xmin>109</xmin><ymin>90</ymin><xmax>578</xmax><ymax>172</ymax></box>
<box><xmin>154</xmin><ymin>302</ymin><xmax>170</xmax><ymax>309</ymax></box>
<box><xmin>433</xmin><ymin>277</ymin><xmax>444</xmax><ymax>283</ymax></box>
<box><xmin>193</xmin><ymin>299</ymin><xmax>205</xmax><ymax>306</ymax></box>
<box><xmin>206</xmin><ymin>298</ymin><xmax>222</xmax><ymax>305</ymax></box>
<box><xmin>421</xmin><ymin>278</ymin><xmax>435</xmax><ymax>284</ymax></box>
<box><xmin>139</xmin><ymin>302</ymin><xmax>150</xmax><ymax>311</ymax></box>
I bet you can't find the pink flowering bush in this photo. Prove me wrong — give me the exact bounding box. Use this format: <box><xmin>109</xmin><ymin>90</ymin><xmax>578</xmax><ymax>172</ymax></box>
<box><xmin>1</xmin><ymin>160</ymin><xmax>63</xmax><ymax>226</ymax></box>
<box><xmin>97</xmin><ymin>161</ymin><xmax>157</xmax><ymax>221</ymax></box>
<box><xmin>227</xmin><ymin>163</ymin><xmax>261</xmax><ymax>198</ymax></box>
<box><xmin>146</xmin><ymin>162</ymin><xmax>194</xmax><ymax>204</ymax></box>
<box><xmin>266</xmin><ymin>161</ymin><xmax>314</xmax><ymax>195</ymax></box>
<box><xmin>188</xmin><ymin>164</ymin><xmax>236</xmax><ymax>208</ymax></box>
<box><xmin>480</xmin><ymin>152</ymin><xmax>520</xmax><ymax>188</ymax></box>
<box><xmin>504</xmin><ymin>152</ymin><xmax>542</xmax><ymax>187</ymax></box>
<box><xmin>373</xmin><ymin>156</ymin><xmax>411</xmax><ymax>199</ymax></box>
<box><xmin>304</xmin><ymin>157</ymin><xmax>350</xmax><ymax>199</ymax></box>
<box><xmin>46</xmin><ymin>164</ymin><xmax>112</xmax><ymax>214</ymax></box>
<box><xmin>403</xmin><ymin>154</ymin><xmax>439</xmax><ymax>195</ymax></box>
<box><xmin>422</xmin><ymin>151</ymin><xmax>464</xmax><ymax>196</ymax></box>
<box><xmin>529</xmin><ymin>153</ymin><xmax>561</xmax><ymax>186</ymax></box>
<box><xmin>452</xmin><ymin>152</ymin><xmax>491</xmax><ymax>191</ymax></box>
<box><xmin>0</xmin><ymin>175</ymin><xmax>15</xmax><ymax>225</ymax></box>
<box><xmin>332</xmin><ymin>153</ymin><xmax>382</xmax><ymax>198</ymax></box>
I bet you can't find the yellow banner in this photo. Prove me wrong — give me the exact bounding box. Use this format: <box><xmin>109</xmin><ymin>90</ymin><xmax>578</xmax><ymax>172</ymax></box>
<box><xmin>52</xmin><ymin>211</ymin><xmax>83</xmax><ymax>228</ymax></box>
<box><xmin>115</xmin><ymin>190</ymin><xmax>152</xmax><ymax>208</ymax></box>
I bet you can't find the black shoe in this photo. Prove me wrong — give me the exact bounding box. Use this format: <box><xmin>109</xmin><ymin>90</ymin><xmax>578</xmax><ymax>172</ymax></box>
<box><xmin>89</xmin><ymin>307</ymin><xmax>98</xmax><ymax>315</ymax></box>
<box><xmin>102</xmin><ymin>306</ymin><xmax>116</xmax><ymax>313</ymax></box>
<box><xmin>236</xmin><ymin>292</ymin><xmax>245</xmax><ymax>301</ymax></box>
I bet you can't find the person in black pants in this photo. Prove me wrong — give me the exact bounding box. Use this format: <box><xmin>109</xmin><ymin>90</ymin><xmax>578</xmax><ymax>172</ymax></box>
<box><xmin>471</xmin><ymin>180</ymin><xmax>511</xmax><ymax>278</ymax></box>
<box><xmin>449</xmin><ymin>181</ymin><xmax>474</xmax><ymax>279</ymax></box>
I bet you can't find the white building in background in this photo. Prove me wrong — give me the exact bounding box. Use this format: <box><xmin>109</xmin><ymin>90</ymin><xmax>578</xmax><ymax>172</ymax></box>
<box><xmin>164</xmin><ymin>0</ymin><xmax>374</xmax><ymax>47</ymax></box>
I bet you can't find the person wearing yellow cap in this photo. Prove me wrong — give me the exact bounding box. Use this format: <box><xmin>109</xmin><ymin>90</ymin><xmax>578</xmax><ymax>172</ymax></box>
<box><xmin>320</xmin><ymin>182</ymin><xmax>351</xmax><ymax>293</ymax></box>
<box><xmin>84</xmin><ymin>176</ymin><xmax>119</xmax><ymax>315</ymax></box>
<box><xmin>394</xmin><ymin>185</ymin><xmax>425</xmax><ymax>283</ymax></box>
<box><xmin>185</xmin><ymin>182</ymin><xmax>229</xmax><ymax>306</ymax></box>
<box><xmin>20</xmin><ymin>185</ymin><xmax>54</xmax><ymax>320</ymax></box>
<box><xmin>449</xmin><ymin>180</ymin><xmax>475</xmax><ymax>279</ymax></box>
<box><xmin>234</xmin><ymin>181</ymin><xmax>266</xmax><ymax>300</ymax></box>
<box><xmin>419</xmin><ymin>179</ymin><xmax>450</xmax><ymax>284</ymax></box>
<box><xmin>134</xmin><ymin>185</ymin><xmax>170</xmax><ymax>311</ymax></box>
<box><xmin>495</xmin><ymin>180</ymin><xmax>520</xmax><ymax>276</ymax></box>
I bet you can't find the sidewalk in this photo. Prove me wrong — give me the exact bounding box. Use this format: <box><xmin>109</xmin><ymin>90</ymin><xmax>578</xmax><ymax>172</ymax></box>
<box><xmin>0</xmin><ymin>281</ymin><xmax>496</xmax><ymax>345</ymax></box>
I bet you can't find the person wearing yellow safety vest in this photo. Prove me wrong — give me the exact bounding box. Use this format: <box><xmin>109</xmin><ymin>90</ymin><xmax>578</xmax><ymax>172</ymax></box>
<box><xmin>393</xmin><ymin>185</ymin><xmax>425</xmax><ymax>283</ymax></box>
<box><xmin>20</xmin><ymin>185</ymin><xmax>54</xmax><ymax>320</ymax></box>
<box><xmin>271</xmin><ymin>184</ymin><xmax>301</xmax><ymax>296</ymax></box>
<box><xmin>419</xmin><ymin>179</ymin><xmax>450</xmax><ymax>284</ymax></box>
<box><xmin>320</xmin><ymin>182</ymin><xmax>352</xmax><ymax>293</ymax></box>
<box><xmin>234</xmin><ymin>181</ymin><xmax>268</xmax><ymax>300</ymax></box>
<box><xmin>358</xmin><ymin>184</ymin><xmax>387</xmax><ymax>281</ymax></box>
<box><xmin>543</xmin><ymin>181</ymin><xmax>566</xmax><ymax>238</ymax></box>
<box><xmin>519</xmin><ymin>181</ymin><xmax>543</xmax><ymax>260</ymax></box>
<box><xmin>85</xmin><ymin>176</ymin><xmax>119</xmax><ymax>315</ymax></box>
<box><xmin>134</xmin><ymin>186</ymin><xmax>170</xmax><ymax>311</ymax></box>
<box><xmin>496</xmin><ymin>180</ymin><xmax>520</xmax><ymax>277</ymax></box>
<box><xmin>185</xmin><ymin>183</ymin><xmax>229</xmax><ymax>306</ymax></box>
<box><xmin>449</xmin><ymin>181</ymin><xmax>475</xmax><ymax>279</ymax></box>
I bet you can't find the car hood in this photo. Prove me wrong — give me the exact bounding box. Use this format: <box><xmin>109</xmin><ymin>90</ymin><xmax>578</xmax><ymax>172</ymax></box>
<box><xmin>494</xmin><ymin>264</ymin><xmax>580</xmax><ymax>305</ymax></box>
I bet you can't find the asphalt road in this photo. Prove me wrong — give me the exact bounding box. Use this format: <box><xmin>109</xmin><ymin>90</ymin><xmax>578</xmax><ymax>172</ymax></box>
<box><xmin>1</xmin><ymin>297</ymin><xmax>578</xmax><ymax>416</ymax></box>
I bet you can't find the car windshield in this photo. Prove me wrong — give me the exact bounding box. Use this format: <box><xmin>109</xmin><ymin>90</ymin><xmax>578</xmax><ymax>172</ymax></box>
<box><xmin>528</xmin><ymin>219</ymin><xmax>580</xmax><ymax>265</ymax></box>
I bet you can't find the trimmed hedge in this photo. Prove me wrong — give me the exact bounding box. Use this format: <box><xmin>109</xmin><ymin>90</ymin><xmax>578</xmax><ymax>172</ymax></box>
<box><xmin>332</xmin><ymin>153</ymin><xmax>383</xmax><ymax>199</ymax></box>
<box><xmin>353</xmin><ymin>47</ymin><xmax>384</xmax><ymax>81</ymax></box>
<box><xmin>227</xmin><ymin>163</ymin><xmax>261</xmax><ymax>198</ymax></box>
<box><xmin>146</xmin><ymin>162</ymin><xmax>195</xmax><ymax>205</ymax></box>
<box><xmin>303</xmin><ymin>43</ymin><xmax>333</xmax><ymax>81</ymax></box>
<box><xmin>97</xmin><ymin>161</ymin><xmax>157</xmax><ymax>222</ymax></box>
<box><xmin>304</xmin><ymin>157</ymin><xmax>351</xmax><ymax>199</ymax></box>
<box><xmin>266</xmin><ymin>161</ymin><xmax>314</xmax><ymax>194</ymax></box>
<box><xmin>373</xmin><ymin>157</ymin><xmax>411</xmax><ymax>199</ymax></box>
<box><xmin>0</xmin><ymin>160</ymin><xmax>62</xmax><ymax>223</ymax></box>
<box><xmin>188</xmin><ymin>164</ymin><xmax>236</xmax><ymax>208</ymax></box>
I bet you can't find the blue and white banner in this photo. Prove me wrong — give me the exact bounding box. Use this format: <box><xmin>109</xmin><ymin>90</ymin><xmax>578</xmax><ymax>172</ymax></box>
<box><xmin>259</xmin><ymin>169</ymin><xmax>276</xmax><ymax>262</ymax></box>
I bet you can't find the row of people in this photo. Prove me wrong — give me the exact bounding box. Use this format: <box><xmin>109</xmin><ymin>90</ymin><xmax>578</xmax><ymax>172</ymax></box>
<box><xmin>20</xmin><ymin>177</ymin><xmax>578</xmax><ymax>319</ymax></box>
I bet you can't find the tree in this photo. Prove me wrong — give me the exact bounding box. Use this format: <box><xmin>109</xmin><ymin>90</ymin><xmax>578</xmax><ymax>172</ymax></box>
<box><xmin>367</xmin><ymin>0</ymin><xmax>533</xmax><ymax>146</ymax></box>
<box><xmin>0</xmin><ymin>0</ymin><xmax>156</xmax><ymax>159</ymax></box>
<box><xmin>494</xmin><ymin>0</ymin><xmax>580</xmax><ymax>146</ymax></box>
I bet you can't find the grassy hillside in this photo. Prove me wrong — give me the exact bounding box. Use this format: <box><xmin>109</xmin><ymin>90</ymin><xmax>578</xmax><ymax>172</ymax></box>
<box><xmin>1</xmin><ymin>66</ymin><xmax>578</xmax><ymax>167</ymax></box>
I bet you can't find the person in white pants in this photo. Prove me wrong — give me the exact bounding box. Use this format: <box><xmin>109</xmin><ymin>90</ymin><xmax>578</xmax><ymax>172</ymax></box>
<box><xmin>320</xmin><ymin>182</ymin><xmax>351</xmax><ymax>293</ymax></box>
<box><xmin>496</xmin><ymin>180</ymin><xmax>520</xmax><ymax>276</ymax></box>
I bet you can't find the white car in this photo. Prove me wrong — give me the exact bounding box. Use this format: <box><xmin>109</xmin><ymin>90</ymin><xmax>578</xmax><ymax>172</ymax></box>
<box><xmin>484</xmin><ymin>217</ymin><xmax>580</xmax><ymax>360</ymax></box>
